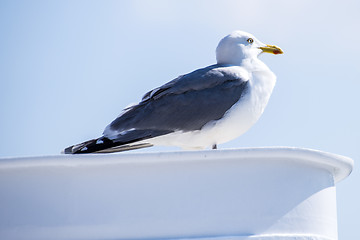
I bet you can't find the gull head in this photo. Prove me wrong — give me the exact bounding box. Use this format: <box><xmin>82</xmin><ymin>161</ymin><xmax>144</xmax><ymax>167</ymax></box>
<box><xmin>216</xmin><ymin>30</ymin><xmax>283</xmax><ymax>65</ymax></box>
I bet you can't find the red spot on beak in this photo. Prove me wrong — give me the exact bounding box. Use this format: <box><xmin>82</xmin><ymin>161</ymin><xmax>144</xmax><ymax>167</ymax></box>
<box><xmin>273</xmin><ymin>50</ymin><xmax>281</xmax><ymax>55</ymax></box>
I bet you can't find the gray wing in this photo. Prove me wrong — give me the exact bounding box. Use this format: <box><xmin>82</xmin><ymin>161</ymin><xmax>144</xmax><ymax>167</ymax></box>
<box><xmin>106</xmin><ymin>64</ymin><xmax>249</xmax><ymax>135</ymax></box>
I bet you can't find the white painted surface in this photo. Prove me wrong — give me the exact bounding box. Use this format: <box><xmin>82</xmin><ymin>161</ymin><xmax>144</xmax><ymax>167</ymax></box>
<box><xmin>0</xmin><ymin>147</ymin><xmax>353</xmax><ymax>240</ymax></box>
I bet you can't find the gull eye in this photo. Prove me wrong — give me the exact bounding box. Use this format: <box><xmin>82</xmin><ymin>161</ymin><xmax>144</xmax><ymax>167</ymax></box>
<box><xmin>247</xmin><ymin>38</ymin><xmax>254</xmax><ymax>44</ymax></box>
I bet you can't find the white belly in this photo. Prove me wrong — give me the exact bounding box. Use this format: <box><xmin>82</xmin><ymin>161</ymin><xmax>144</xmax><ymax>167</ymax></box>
<box><xmin>148</xmin><ymin>69</ymin><xmax>276</xmax><ymax>149</ymax></box>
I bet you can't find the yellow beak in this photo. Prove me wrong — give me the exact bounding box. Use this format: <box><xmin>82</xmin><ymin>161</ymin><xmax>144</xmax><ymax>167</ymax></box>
<box><xmin>259</xmin><ymin>44</ymin><xmax>284</xmax><ymax>55</ymax></box>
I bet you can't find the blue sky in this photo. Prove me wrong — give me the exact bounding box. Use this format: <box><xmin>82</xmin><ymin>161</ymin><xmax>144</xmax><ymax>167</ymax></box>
<box><xmin>0</xmin><ymin>0</ymin><xmax>359</xmax><ymax>238</ymax></box>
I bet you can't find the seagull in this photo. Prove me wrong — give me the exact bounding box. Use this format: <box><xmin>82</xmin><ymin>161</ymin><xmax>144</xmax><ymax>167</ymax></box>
<box><xmin>64</xmin><ymin>30</ymin><xmax>283</xmax><ymax>154</ymax></box>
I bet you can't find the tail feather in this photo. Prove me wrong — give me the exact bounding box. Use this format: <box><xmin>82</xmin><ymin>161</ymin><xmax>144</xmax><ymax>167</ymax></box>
<box><xmin>63</xmin><ymin>129</ymin><xmax>171</xmax><ymax>154</ymax></box>
<box><xmin>92</xmin><ymin>142</ymin><xmax>153</xmax><ymax>153</ymax></box>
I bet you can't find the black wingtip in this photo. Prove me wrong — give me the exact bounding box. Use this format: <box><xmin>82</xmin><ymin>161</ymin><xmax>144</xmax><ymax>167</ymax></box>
<box><xmin>63</xmin><ymin>129</ymin><xmax>170</xmax><ymax>154</ymax></box>
<box><xmin>62</xmin><ymin>137</ymin><xmax>153</xmax><ymax>154</ymax></box>
<box><xmin>62</xmin><ymin>138</ymin><xmax>100</xmax><ymax>154</ymax></box>
<box><xmin>63</xmin><ymin>145</ymin><xmax>75</xmax><ymax>154</ymax></box>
